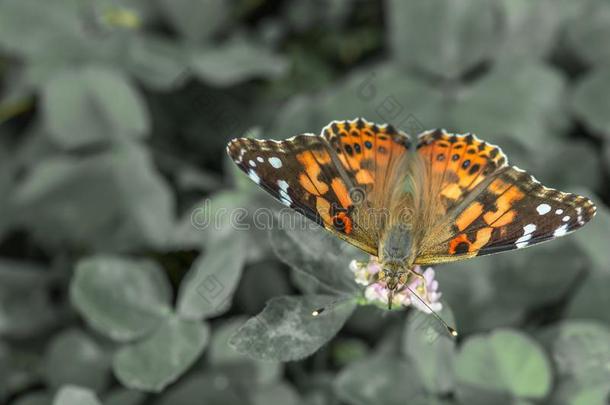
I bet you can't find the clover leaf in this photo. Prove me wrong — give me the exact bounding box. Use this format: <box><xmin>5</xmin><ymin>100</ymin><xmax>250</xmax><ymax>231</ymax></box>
<box><xmin>177</xmin><ymin>233</ymin><xmax>246</xmax><ymax>320</ymax></box>
<box><xmin>113</xmin><ymin>314</ymin><xmax>209</xmax><ymax>393</ymax></box>
<box><xmin>71</xmin><ymin>256</ymin><xmax>172</xmax><ymax>342</ymax></box>
<box><xmin>229</xmin><ymin>295</ymin><xmax>356</xmax><ymax>361</ymax></box>
<box><xmin>42</xmin><ymin>329</ymin><xmax>111</xmax><ymax>393</ymax></box>
<box><xmin>335</xmin><ymin>354</ymin><xmax>425</xmax><ymax>405</ymax></box>
<box><xmin>53</xmin><ymin>386</ymin><xmax>101</xmax><ymax>405</ymax></box>
<box><xmin>454</xmin><ymin>329</ymin><xmax>552</xmax><ymax>403</ymax></box>
<box><xmin>387</xmin><ymin>0</ymin><xmax>497</xmax><ymax>78</ymax></box>
<box><xmin>42</xmin><ymin>66</ymin><xmax>150</xmax><ymax>149</ymax></box>
<box><xmin>71</xmin><ymin>243</ymin><xmax>245</xmax><ymax>392</ymax></box>
<box><xmin>402</xmin><ymin>307</ymin><xmax>457</xmax><ymax>395</ymax></box>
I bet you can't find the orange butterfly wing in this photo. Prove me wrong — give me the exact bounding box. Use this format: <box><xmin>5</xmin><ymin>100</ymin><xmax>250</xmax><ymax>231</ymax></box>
<box><xmin>412</xmin><ymin>130</ymin><xmax>596</xmax><ymax>264</ymax></box>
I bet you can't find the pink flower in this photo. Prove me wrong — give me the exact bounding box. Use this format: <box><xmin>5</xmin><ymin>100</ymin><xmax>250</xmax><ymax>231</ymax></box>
<box><xmin>349</xmin><ymin>256</ymin><xmax>442</xmax><ymax>313</ymax></box>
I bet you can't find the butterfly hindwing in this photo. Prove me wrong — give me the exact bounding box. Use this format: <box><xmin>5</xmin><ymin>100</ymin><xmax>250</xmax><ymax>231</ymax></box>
<box><xmin>227</xmin><ymin>119</ymin><xmax>411</xmax><ymax>256</ymax></box>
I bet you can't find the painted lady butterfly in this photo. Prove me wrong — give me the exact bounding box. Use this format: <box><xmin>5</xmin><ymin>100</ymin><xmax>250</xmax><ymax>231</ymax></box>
<box><xmin>227</xmin><ymin>118</ymin><xmax>596</xmax><ymax>307</ymax></box>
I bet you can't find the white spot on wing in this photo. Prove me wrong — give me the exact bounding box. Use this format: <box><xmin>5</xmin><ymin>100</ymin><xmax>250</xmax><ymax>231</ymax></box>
<box><xmin>279</xmin><ymin>191</ymin><xmax>292</xmax><ymax>206</ymax></box>
<box><xmin>515</xmin><ymin>224</ymin><xmax>537</xmax><ymax>248</ymax></box>
<box><xmin>257</xmin><ymin>156</ymin><xmax>264</xmax><ymax>162</ymax></box>
<box><xmin>523</xmin><ymin>224</ymin><xmax>537</xmax><ymax>234</ymax></box>
<box><xmin>562</xmin><ymin>216</ymin><xmax>570</xmax><ymax>222</ymax></box>
<box><xmin>249</xmin><ymin>160</ymin><xmax>256</xmax><ymax>167</ymax></box>
<box><xmin>247</xmin><ymin>169</ymin><xmax>260</xmax><ymax>184</ymax></box>
<box><xmin>269</xmin><ymin>157</ymin><xmax>283</xmax><ymax>168</ymax></box>
<box><xmin>536</xmin><ymin>204</ymin><xmax>551</xmax><ymax>215</ymax></box>
<box><xmin>235</xmin><ymin>148</ymin><xmax>246</xmax><ymax>164</ymax></box>
<box><xmin>278</xmin><ymin>180</ymin><xmax>289</xmax><ymax>191</ymax></box>
<box><xmin>554</xmin><ymin>224</ymin><xmax>569</xmax><ymax>237</ymax></box>
<box><xmin>515</xmin><ymin>238</ymin><xmax>531</xmax><ymax>249</ymax></box>
<box><xmin>555</xmin><ymin>209</ymin><xmax>563</xmax><ymax>215</ymax></box>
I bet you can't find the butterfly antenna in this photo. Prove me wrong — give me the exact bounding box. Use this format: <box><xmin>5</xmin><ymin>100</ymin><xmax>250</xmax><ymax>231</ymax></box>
<box><xmin>404</xmin><ymin>284</ymin><xmax>458</xmax><ymax>338</ymax></box>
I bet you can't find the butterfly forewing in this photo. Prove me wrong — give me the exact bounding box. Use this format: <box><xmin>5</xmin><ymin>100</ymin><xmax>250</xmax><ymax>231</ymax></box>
<box><xmin>414</xmin><ymin>138</ymin><xmax>596</xmax><ymax>264</ymax></box>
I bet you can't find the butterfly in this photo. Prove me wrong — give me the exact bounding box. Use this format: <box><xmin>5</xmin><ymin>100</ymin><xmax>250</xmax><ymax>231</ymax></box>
<box><xmin>227</xmin><ymin>118</ymin><xmax>596</xmax><ymax>309</ymax></box>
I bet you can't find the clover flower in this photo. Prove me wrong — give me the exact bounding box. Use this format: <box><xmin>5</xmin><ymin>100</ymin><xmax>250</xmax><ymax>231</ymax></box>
<box><xmin>349</xmin><ymin>256</ymin><xmax>442</xmax><ymax>313</ymax></box>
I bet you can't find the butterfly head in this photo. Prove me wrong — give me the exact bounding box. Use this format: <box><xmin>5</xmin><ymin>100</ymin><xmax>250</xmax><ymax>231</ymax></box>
<box><xmin>375</xmin><ymin>268</ymin><xmax>409</xmax><ymax>309</ymax></box>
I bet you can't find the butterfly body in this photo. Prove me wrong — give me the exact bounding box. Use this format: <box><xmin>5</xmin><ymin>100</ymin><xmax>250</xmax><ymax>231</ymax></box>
<box><xmin>227</xmin><ymin>119</ymin><xmax>596</xmax><ymax>307</ymax></box>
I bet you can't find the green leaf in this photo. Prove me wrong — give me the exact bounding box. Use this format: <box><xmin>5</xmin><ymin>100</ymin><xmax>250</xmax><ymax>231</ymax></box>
<box><xmin>538</xmin><ymin>320</ymin><xmax>610</xmax><ymax>386</ymax></box>
<box><xmin>402</xmin><ymin>307</ymin><xmax>457</xmax><ymax>395</ymax></box>
<box><xmin>113</xmin><ymin>314</ymin><xmax>209</xmax><ymax>393</ymax></box>
<box><xmin>0</xmin><ymin>0</ymin><xmax>88</xmax><ymax>60</ymax></box>
<box><xmin>177</xmin><ymin>234</ymin><xmax>246</xmax><ymax>320</ymax></box>
<box><xmin>121</xmin><ymin>34</ymin><xmax>188</xmax><ymax>90</ymax></box>
<box><xmin>454</xmin><ymin>329</ymin><xmax>552</xmax><ymax>403</ymax></box>
<box><xmin>207</xmin><ymin>317</ymin><xmax>282</xmax><ymax>385</ymax></box>
<box><xmin>158</xmin><ymin>0</ymin><xmax>228</xmax><ymax>43</ymax></box>
<box><xmin>157</xmin><ymin>372</ymin><xmax>244</xmax><ymax>405</ymax></box>
<box><xmin>42</xmin><ymin>66</ymin><xmax>149</xmax><ymax>149</ymax></box>
<box><xmin>335</xmin><ymin>354</ymin><xmax>424</xmax><ymax>405</ymax></box>
<box><xmin>571</xmin><ymin>67</ymin><xmax>610</xmax><ymax>140</ymax></box>
<box><xmin>387</xmin><ymin>0</ymin><xmax>497</xmax><ymax>78</ymax></box>
<box><xmin>270</xmin><ymin>214</ymin><xmax>362</xmax><ymax>294</ymax></box>
<box><xmin>229</xmin><ymin>295</ymin><xmax>356</xmax><ymax>361</ymax></box>
<box><xmin>451</xmin><ymin>63</ymin><xmax>566</xmax><ymax>150</ymax></box>
<box><xmin>191</xmin><ymin>38</ymin><xmax>288</xmax><ymax>86</ymax></box>
<box><xmin>565</xmin><ymin>0</ymin><xmax>610</xmax><ymax>66</ymax></box>
<box><xmin>53</xmin><ymin>386</ymin><xmax>101</xmax><ymax>405</ymax></box>
<box><xmin>42</xmin><ymin>329</ymin><xmax>111</xmax><ymax>392</ymax></box>
<box><xmin>70</xmin><ymin>255</ymin><xmax>172</xmax><ymax>342</ymax></box>
<box><xmin>13</xmin><ymin>142</ymin><xmax>175</xmax><ymax>251</ymax></box>
<box><xmin>495</xmin><ymin>0</ymin><xmax>562</xmax><ymax>61</ymax></box>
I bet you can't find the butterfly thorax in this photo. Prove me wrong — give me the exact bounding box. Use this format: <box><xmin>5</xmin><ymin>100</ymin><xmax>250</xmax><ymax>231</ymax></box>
<box><xmin>379</xmin><ymin>223</ymin><xmax>415</xmax><ymax>270</ymax></box>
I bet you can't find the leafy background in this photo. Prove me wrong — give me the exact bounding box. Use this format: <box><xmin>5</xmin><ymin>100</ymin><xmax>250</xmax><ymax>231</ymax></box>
<box><xmin>0</xmin><ymin>0</ymin><xmax>609</xmax><ymax>404</ymax></box>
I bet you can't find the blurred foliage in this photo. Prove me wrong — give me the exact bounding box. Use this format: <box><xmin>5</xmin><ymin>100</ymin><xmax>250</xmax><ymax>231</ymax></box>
<box><xmin>0</xmin><ymin>0</ymin><xmax>609</xmax><ymax>404</ymax></box>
